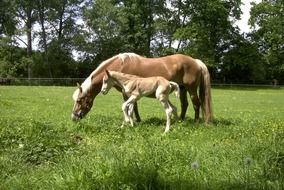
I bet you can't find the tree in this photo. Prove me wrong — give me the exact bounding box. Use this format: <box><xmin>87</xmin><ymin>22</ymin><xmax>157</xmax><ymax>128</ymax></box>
<box><xmin>221</xmin><ymin>35</ymin><xmax>266</xmax><ymax>82</ymax></box>
<box><xmin>0</xmin><ymin>41</ymin><xmax>28</xmax><ymax>77</ymax></box>
<box><xmin>249</xmin><ymin>0</ymin><xmax>284</xmax><ymax>81</ymax></box>
<box><xmin>173</xmin><ymin>0</ymin><xmax>242</xmax><ymax>74</ymax></box>
<box><xmin>0</xmin><ymin>0</ymin><xmax>17</xmax><ymax>36</ymax></box>
<box><xmin>34</xmin><ymin>0</ymin><xmax>84</xmax><ymax>77</ymax></box>
<box><xmin>83</xmin><ymin>0</ymin><xmax>166</xmax><ymax>59</ymax></box>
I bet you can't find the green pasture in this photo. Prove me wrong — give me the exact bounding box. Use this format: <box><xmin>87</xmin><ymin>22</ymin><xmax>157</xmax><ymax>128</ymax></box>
<box><xmin>0</xmin><ymin>86</ymin><xmax>283</xmax><ymax>190</ymax></box>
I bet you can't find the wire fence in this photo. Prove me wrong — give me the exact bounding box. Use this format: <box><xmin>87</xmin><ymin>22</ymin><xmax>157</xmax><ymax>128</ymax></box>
<box><xmin>0</xmin><ymin>78</ymin><xmax>85</xmax><ymax>86</ymax></box>
<box><xmin>0</xmin><ymin>77</ymin><xmax>282</xmax><ymax>88</ymax></box>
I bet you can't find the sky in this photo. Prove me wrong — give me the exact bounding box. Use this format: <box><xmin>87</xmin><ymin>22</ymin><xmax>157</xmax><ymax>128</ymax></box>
<box><xmin>236</xmin><ymin>0</ymin><xmax>261</xmax><ymax>33</ymax></box>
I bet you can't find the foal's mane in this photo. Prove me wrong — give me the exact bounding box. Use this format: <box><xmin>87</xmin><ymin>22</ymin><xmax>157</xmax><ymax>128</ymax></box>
<box><xmin>73</xmin><ymin>53</ymin><xmax>141</xmax><ymax>100</ymax></box>
<box><xmin>110</xmin><ymin>70</ymin><xmax>139</xmax><ymax>79</ymax></box>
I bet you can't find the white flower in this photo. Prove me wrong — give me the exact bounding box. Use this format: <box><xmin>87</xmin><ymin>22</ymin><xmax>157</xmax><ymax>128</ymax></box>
<box><xmin>244</xmin><ymin>156</ymin><xmax>253</xmax><ymax>166</ymax></box>
<box><xmin>191</xmin><ymin>162</ymin><xmax>199</xmax><ymax>170</ymax></box>
<box><xmin>19</xmin><ymin>143</ymin><xmax>24</xmax><ymax>148</ymax></box>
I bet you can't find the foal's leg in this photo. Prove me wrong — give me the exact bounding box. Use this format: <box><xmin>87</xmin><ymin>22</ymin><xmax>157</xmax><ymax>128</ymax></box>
<box><xmin>121</xmin><ymin>95</ymin><xmax>137</xmax><ymax>127</ymax></box>
<box><xmin>158</xmin><ymin>95</ymin><xmax>173</xmax><ymax>133</ymax></box>
<box><xmin>121</xmin><ymin>102</ymin><xmax>129</xmax><ymax>128</ymax></box>
<box><xmin>123</xmin><ymin>93</ymin><xmax>141</xmax><ymax>122</ymax></box>
<box><xmin>127</xmin><ymin>103</ymin><xmax>135</xmax><ymax>126</ymax></box>
<box><xmin>168</xmin><ymin>100</ymin><xmax>178</xmax><ymax>121</ymax></box>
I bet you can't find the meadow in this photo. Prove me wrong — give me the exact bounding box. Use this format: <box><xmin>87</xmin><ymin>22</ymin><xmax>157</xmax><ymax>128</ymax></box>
<box><xmin>0</xmin><ymin>86</ymin><xmax>283</xmax><ymax>190</ymax></box>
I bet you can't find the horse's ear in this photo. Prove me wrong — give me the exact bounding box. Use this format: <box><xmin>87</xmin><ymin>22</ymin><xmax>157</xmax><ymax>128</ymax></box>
<box><xmin>77</xmin><ymin>82</ymin><xmax>82</xmax><ymax>93</ymax></box>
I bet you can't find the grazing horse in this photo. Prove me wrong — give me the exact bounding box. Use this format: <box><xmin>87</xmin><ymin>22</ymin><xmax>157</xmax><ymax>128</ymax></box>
<box><xmin>72</xmin><ymin>53</ymin><xmax>213</xmax><ymax>123</ymax></box>
<box><xmin>101</xmin><ymin>70</ymin><xmax>180</xmax><ymax>133</ymax></box>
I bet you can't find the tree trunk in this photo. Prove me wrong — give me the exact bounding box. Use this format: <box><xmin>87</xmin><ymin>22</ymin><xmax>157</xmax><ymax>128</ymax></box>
<box><xmin>58</xmin><ymin>0</ymin><xmax>67</xmax><ymax>40</ymax></box>
<box><xmin>26</xmin><ymin>6</ymin><xmax>32</xmax><ymax>83</ymax></box>
<box><xmin>37</xmin><ymin>0</ymin><xmax>52</xmax><ymax>78</ymax></box>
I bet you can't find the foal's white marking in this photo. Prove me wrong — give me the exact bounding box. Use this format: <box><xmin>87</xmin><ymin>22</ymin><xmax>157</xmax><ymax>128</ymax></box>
<box><xmin>72</xmin><ymin>53</ymin><xmax>141</xmax><ymax>101</ymax></box>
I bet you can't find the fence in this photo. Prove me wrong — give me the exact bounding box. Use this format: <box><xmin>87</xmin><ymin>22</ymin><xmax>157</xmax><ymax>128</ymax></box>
<box><xmin>0</xmin><ymin>78</ymin><xmax>85</xmax><ymax>86</ymax></box>
<box><xmin>0</xmin><ymin>77</ymin><xmax>282</xmax><ymax>88</ymax></box>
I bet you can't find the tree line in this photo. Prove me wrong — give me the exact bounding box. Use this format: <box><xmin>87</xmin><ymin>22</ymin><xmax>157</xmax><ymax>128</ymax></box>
<box><xmin>0</xmin><ymin>0</ymin><xmax>283</xmax><ymax>83</ymax></box>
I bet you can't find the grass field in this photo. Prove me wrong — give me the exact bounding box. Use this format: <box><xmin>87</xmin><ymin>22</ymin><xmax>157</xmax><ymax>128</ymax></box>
<box><xmin>0</xmin><ymin>86</ymin><xmax>283</xmax><ymax>190</ymax></box>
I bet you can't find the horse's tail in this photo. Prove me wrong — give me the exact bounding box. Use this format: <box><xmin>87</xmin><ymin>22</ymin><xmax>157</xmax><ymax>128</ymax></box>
<box><xmin>169</xmin><ymin>81</ymin><xmax>180</xmax><ymax>98</ymax></box>
<box><xmin>196</xmin><ymin>59</ymin><xmax>213</xmax><ymax>123</ymax></box>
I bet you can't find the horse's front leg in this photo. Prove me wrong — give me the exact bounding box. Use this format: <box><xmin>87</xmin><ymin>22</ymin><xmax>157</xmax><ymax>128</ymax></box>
<box><xmin>179</xmin><ymin>87</ymin><xmax>188</xmax><ymax>121</ymax></box>
<box><xmin>123</xmin><ymin>93</ymin><xmax>141</xmax><ymax>122</ymax></box>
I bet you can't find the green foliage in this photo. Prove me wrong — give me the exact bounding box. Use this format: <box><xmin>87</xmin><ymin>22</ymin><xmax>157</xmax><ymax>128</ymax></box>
<box><xmin>0</xmin><ymin>0</ymin><xmax>17</xmax><ymax>36</ymax></box>
<box><xmin>0</xmin><ymin>0</ymin><xmax>284</xmax><ymax>82</ymax></box>
<box><xmin>0</xmin><ymin>39</ymin><xmax>28</xmax><ymax>77</ymax></box>
<box><xmin>0</xmin><ymin>86</ymin><xmax>284</xmax><ymax>189</ymax></box>
<box><xmin>173</xmin><ymin>0</ymin><xmax>242</xmax><ymax>68</ymax></box>
<box><xmin>250</xmin><ymin>0</ymin><xmax>284</xmax><ymax>81</ymax></box>
<box><xmin>221</xmin><ymin>37</ymin><xmax>266</xmax><ymax>82</ymax></box>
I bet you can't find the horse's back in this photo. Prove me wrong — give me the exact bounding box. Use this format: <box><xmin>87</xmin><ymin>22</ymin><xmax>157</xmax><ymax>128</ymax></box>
<box><xmin>138</xmin><ymin>54</ymin><xmax>202</xmax><ymax>85</ymax></box>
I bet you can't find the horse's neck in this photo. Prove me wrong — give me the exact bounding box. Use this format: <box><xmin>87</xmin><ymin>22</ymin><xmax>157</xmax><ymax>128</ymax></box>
<box><xmin>89</xmin><ymin>74</ymin><xmax>104</xmax><ymax>98</ymax></box>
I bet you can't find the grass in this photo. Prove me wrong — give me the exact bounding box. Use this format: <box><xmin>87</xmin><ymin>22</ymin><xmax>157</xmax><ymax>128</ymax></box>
<box><xmin>0</xmin><ymin>86</ymin><xmax>283</xmax><ymax>190</ymax></box>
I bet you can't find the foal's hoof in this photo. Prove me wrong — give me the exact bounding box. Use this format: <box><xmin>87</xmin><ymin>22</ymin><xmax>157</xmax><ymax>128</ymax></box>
<box><xmin>162</xmin><ymin>131</ymin><xmax>169</xmax><ymax>136</ymax></box>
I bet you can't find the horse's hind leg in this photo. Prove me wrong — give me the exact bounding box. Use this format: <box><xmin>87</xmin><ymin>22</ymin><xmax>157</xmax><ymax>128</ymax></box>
<box><xmin>179</xmin><ymin>87</ymin><xmax>188</xmax><ymax>120</ymax></box>
<box><xmin>188</xmin><ymin>89</ymin><xmax>201</xmax><ymax>122</ymax></box>
<box><xmin>133</xmin><ymin>102</ymin><xmax>141</xmax><ymax>122</ymax></box>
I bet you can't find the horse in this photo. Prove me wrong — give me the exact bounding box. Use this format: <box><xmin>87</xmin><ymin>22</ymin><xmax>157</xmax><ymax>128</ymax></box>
<box><xmin>101</xmin><ymin>70</ymin><xmax>180</xmax><ymax>133</ymax></box>
<box><xmin>72</xmin><ymin>53</ymin><xmax>213</xmax><ymax>123</ymax></box>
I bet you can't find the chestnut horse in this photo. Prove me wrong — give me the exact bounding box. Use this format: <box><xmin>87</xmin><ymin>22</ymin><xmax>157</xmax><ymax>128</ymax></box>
<box><xmin>72</xmin><ymin>53</ymin><xmax>213</xmax><ymax>123</ymax></box>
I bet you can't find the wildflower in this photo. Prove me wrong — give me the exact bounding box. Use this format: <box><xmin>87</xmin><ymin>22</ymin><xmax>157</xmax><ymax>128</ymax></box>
<box><xmin>244</xmin><ymin>156</ymin><xmax>253</xmax><ymax>166</ymax></box>
<box><xmin>19</xmin><ymin>143</ymin><xmax>24</xmax><ymax>148</ymax></box>
<box><xmin>191</xmin><ymin>162</ymin><xmax>199</xmax><ymax>170</ymax></box>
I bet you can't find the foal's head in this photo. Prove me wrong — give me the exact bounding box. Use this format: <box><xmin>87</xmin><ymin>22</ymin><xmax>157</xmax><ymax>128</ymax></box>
<box><xmin>101</xmin><ymin>70</ymin><xmax>114</xmax><ymax>95</ymax></box>
<box><xmin>72</xmin><ymin>84</ymin><xmax>94</xmax><ymax>121</ymax></box>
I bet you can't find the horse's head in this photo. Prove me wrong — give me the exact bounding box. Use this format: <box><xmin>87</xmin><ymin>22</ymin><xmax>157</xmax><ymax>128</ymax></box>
<box><xmin>101</xmin><ymin>70</ymin><xmax>114</xmax><ymax>95</ymax></box>
<box><xmin>71</xmin><ymin>83</ymin><xmax>94</xmax><ymax>121</ymax></box>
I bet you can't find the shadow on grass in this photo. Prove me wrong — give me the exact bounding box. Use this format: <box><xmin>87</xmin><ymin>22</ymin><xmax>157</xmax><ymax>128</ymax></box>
<box><xmin>92</xmin><ymin>164</ymin><xmax>264</xmax><ymax>190</ymax></box>
<box><xmin>127</xmin><ymin>116</ymin><xmax>240</xmax><ymax>129</ymax></box>
<box><xmin>211</xmin><ymin>117</ymin><xmax>241</xmax><ymax>127</ymax></box>
<box><xmin>139</xmin><ymin>117</ymin><xmax>166</xmax><ymax>126</ymax></box>
<box><xmin>212</xmin><ymin>85</ymin><xmax>282</xmax><ymax>91</ymax></box>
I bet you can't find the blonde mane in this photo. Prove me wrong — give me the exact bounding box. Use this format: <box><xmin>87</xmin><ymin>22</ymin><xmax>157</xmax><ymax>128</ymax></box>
<box><xmin>73</xmin><ymin>53</ymin><xmax>140</xmax><ymax>100</ymax></box>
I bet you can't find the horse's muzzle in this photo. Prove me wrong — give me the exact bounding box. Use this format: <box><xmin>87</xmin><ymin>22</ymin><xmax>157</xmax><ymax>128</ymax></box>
<box><xmin>101</xmin><ymin>90</ymin><xmax>107</xmax><ymax>95</ymax></box>
<box><xmin>71</xmin><ymin>111</ymin><xmax>83</xmax><ymax>121</ymax></box>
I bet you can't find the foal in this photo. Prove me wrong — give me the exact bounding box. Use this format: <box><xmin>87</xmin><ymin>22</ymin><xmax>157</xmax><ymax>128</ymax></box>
<box><xmin>101</xmin><ymin>70</ymin><xmax>180</xmax><ymax>133</ymax></box>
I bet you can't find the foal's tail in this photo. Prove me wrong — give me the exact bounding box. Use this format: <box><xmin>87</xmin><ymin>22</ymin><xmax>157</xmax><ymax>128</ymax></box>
<box><xmin>169</xmin><ymin>81</ymin><xmax>180</xmax><ymax>98</ymax></box>
<box><xmin>196</xmin><ymin>59</ymin><xmax>213</xmax><ymax>123</ymax></box>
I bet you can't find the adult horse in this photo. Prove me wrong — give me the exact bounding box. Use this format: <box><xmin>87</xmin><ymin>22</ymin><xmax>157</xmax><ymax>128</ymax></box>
<box><xmin>72</xmin><ymin>53</ymin><xmax>213</xmax><ymax>123</ymax></box>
